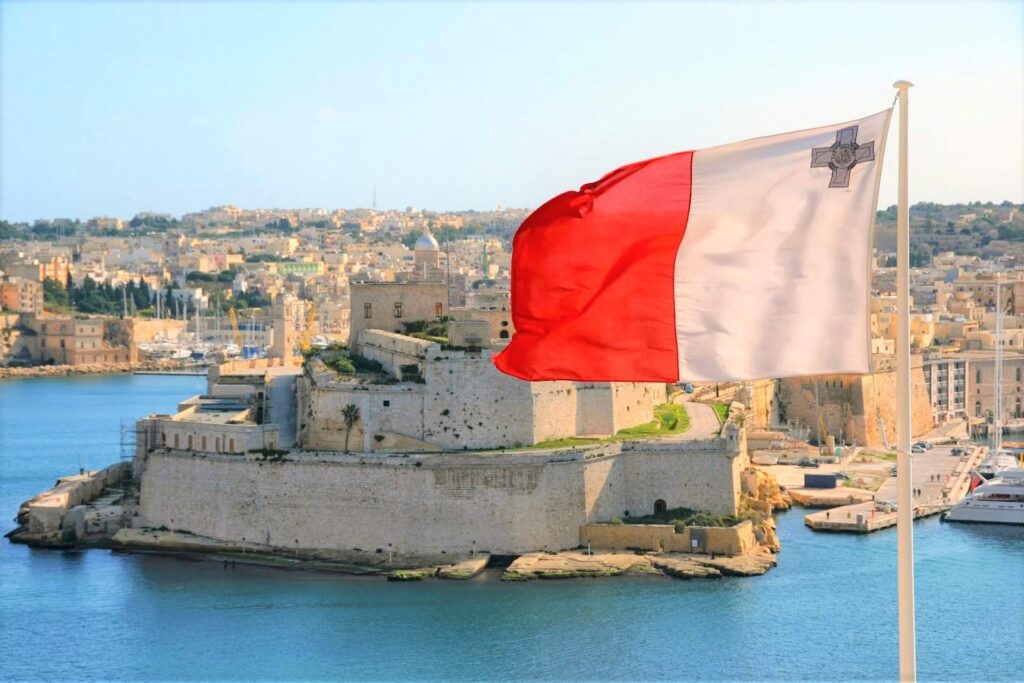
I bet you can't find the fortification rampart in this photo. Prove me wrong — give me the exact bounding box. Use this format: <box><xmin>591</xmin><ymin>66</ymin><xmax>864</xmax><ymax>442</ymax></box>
<box><xmin>138</xmin><ymin>436</ymin><xmax>743</xmax><ymax>556</ymax></box>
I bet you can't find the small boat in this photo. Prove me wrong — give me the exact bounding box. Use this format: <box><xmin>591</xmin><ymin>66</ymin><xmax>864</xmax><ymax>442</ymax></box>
<box><xmin>944</xmin><ymin>469</ymin><xmax>1024</xmax><ymax>525</ymax></box>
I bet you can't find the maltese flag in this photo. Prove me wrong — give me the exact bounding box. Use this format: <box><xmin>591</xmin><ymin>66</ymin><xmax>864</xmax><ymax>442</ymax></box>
<box><xmin>494</xmin><ymin>109</ymin><xmax>892</xmax><ymax>383</ymax></box>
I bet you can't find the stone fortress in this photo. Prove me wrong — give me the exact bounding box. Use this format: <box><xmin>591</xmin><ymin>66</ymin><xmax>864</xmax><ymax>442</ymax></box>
<box><xmin>130</xmin><ymin>237</ymin><xmax>753</xmax><ymax>560</ymax></box>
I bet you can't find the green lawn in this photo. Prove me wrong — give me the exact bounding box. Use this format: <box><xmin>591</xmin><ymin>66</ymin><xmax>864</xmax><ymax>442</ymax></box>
<box><xmin>711</xmin><ymin>403</ymin><xmax>730</xmax><ymax>423</ymax></box>
<box><xmin>529</xmin><ymin>403</ymin><xmax>691</xmax><ymax>450</ymax></box>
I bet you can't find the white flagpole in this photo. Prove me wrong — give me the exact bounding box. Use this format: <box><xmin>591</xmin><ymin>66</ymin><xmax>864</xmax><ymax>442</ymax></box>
<box><xmin>893</xmin><ymin>79</ymin><xmax>917</xmax><ymax>683</ymax></box>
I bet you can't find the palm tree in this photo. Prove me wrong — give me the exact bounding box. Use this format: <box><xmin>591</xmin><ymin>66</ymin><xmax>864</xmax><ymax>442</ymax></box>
<box><xmin>342</xmin><ymin>404</ymin><xmax>360</xmax><ymax>453</ymax></box>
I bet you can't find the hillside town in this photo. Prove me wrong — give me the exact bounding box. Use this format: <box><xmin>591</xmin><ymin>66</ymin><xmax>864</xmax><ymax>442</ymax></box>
<box><xmin>3</xmin><ymin>200</ymin><xmax>1024</xmax><ymax>443</ymax></box>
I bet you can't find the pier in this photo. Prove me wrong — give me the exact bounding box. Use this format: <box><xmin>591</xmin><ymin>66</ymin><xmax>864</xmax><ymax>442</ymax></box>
<box><xmin>803</xmin><ymin>443</ymin><xmax>987</xmax><ymax>533</ymax></box>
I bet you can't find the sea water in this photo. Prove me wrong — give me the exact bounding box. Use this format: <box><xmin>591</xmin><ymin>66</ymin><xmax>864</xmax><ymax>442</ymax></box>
<box><xmin>1</xmin><ymin>375</ymin><xmax>1021</xmax><ymax>681</ymax></box>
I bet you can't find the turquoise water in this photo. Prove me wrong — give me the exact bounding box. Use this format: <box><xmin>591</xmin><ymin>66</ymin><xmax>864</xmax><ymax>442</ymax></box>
<box><xmin>1</xmin><ymin>375</ymin><xmax>1022</xmax><ymax>682</ymax></box>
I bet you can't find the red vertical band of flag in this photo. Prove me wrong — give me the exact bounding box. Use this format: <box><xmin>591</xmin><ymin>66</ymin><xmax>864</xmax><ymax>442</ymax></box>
<box><xmin>493</xmin><ymin>151</ymin><xmax>694</xmax><ymax>382</ymax></box>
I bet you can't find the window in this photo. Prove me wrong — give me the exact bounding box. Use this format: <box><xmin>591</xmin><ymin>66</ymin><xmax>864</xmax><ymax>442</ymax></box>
<box><xmin>975</xmin><ymin>401</ymin><xmax>982</xmax><ymax>418</ymax></box>
<box><xmin>394</xmin><ymin>302</ymin><xmax>403</xmax><ymax>318</ymax></box>
<box><xmin>364</xmin><ymin>303</ymin><xmax>373</xmax><ymax>319</ymax></box>
<box><xmin>187</xmin><ymin>435</ymin><xmax>193</xmax><ymax>449</ymax></box>
<box><xmin>976</xmin><ymin>368</ymin><xmax>982</xmax><ymax>384</ymax></box>
<box><xmin>1017</xmin><ymin>368</ymin><xmax>1021</xmax><ymax>383</ymax></box>
<box><xmin>215</xmin><ymin>438</ymin><xmax>220</xmax><ymax>452</ymax></box>
<box><xmin>161</xmin><ymin>432</ymin><xmax>167</xmax><ymax>446</ymax></box>
<box><xmin>434</xmin><ymin>302</ymin><xmax>443</xmax><ymax>317</ymax></box>
<box><xmin>499</xmin><ymin>330</ymin><xmax>509</xmax><ymax>339</ymax></box>
<box><xmin>229</xmin><ymin>438</ymin><xmax>235</xmax><ymax>452</ymax></box>
<box><xmin>383</xmin><ymin>400</ymin><xmax>390</xmax><ymax>407</ymax></box>
<box><xmin>201</xmin><ymin>436</ymin><xmax>207</xmax><ymax>450</ymax></box>
<box><xmin>174</xmin><ymin>434</ymin><xmax>180</xmax><ymax>448</ymax></box>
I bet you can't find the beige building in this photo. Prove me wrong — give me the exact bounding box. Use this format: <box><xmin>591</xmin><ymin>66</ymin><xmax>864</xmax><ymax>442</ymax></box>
<box><xmin>966</xmin><ymin>353</ymin><xmax>1024</xmax><ymax>420</ymax></box>
<box><xmin>922</xmin><ymin>357</ymin><xmax>968</xmax><ymax>422</ymax></box>
<box><xmin>0</xmin><ymin>277</ymin><xmax>44</xmax><ymax>314</ymax></box>
<box><xmin>24</xmin><ymin>314</ymin><xmax>135</xmax><ymax>365</ymax></box>
<box><xmin>952</xmin><ymin>275</ymin><xmax>1024</xmax><ymax>315</ymax></box>
<box><xmin>348</xmin><ymin>281</ymin><xmax>448</xmax><ymax>349</ymax></box>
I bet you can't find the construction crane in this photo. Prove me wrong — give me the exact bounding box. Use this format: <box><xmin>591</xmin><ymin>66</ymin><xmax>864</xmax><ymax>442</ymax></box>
<box><xmin>299</xmin><ymin>300</ymin><xmax>317</xmax><ymax>352</ymax></box>
<box><xmin>227</xmin><ymin>307</ymin><xmax>243</xmax><ymax>347</ymax></box>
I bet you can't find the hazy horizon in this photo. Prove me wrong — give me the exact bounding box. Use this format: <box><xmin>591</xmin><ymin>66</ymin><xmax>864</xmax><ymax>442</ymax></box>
<box><xmin>2</xmin><ymin>1</ymin><xmax>1022</xmax><ymax>222</ymax></box>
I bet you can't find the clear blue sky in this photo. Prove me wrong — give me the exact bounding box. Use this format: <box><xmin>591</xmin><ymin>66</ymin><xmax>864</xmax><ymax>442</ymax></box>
<box><xmin>1</xmin><ymin>0</ymin><xmax>1021</xmax><ymax>222</ymax></box>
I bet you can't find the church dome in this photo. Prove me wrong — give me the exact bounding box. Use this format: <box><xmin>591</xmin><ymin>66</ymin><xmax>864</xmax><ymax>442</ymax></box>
<box><xmin>414</xmin><ymin>233</ymin><xmax>440</xmax><ymax>251</ymax></box>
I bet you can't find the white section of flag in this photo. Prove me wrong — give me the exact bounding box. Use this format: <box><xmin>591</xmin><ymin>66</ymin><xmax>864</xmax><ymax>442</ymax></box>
<box><xmin>673</xmin><ymin>109</ymin><xmax>892</xmax><ymax>382</ymax></box>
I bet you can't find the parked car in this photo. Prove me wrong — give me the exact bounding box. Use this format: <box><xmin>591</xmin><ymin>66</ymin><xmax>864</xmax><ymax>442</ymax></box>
<box><xmin>951</xmin><ymin>447</ymin><xmax>965</xmax><ymax>456</ymax></box>
<box><xmin>911</xmin><ymin>444</ymin><xmax>926</xmax><ymax>454</ymax></box>
<box><xmin>797</xmin><ymin>458</ymin><xmax>821</xmax><ymax>468</ymax></box>
<box><xmin>834</xmin><ymin>472</ymin><xmax>851</xmax><ymax>481</ymax></box>
<box><xmin>889</xmin><ymin>467</ymin><xmax>898</xmax><ymax>477</ymax></box>
<box><xmin>913</xmin><ymin>441</ymin><xmax>932</xmax><ymax>451</ymax></box>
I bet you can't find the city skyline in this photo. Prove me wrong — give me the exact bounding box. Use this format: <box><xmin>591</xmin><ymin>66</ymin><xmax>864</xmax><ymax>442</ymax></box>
<box><xmin>2</xmin><ymin>1</ymin><xmax>1022</xmax><ymax>222</ymax></box>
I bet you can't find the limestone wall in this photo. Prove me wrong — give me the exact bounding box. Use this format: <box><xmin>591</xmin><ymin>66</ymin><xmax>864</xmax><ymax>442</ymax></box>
<box><xmin>357</xmin><ymin>329</ymin><xmax>433</xmax><ymax>377</ymax></box>
<box><xmin>618</xmin><ymin>438</ymin><xmax>745</xmax><ymax>517</ymax></box>
<box><xmin>140</xmin><ymin>450</ymin><xmax>587</xmax><ymax>554</ymax></box>
<box><xmin>609</xmin><ymin>383</ymin><xmax>665</xmax><ymax>433</ymax></box>
<box><xmin>579</xmin><ymin>521</ymin><xmax>758</xmax><ymax>556</ymax></box>
<box><xmin>778</xmin><ymin>360</ymin><xmax>933</xmax><ymax>447</ymax></box>
<box><xmin>138</xmin><ymin>439</ymin><xmax>744</xmax><ymax>556</ymax></box>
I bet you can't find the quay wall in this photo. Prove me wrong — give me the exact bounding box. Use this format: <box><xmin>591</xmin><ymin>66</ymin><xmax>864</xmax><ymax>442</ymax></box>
<box><xmin>138</xmin><ymin>437</ymin><xmax>743</xmax><ymax>555</ymax></box>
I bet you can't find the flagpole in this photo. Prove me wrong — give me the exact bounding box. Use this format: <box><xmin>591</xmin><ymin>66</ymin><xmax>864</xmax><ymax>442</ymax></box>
<box><xmin>893</xmin><ymin>79</ymin><xmax>917</xmax><ymax>683</ymax></box>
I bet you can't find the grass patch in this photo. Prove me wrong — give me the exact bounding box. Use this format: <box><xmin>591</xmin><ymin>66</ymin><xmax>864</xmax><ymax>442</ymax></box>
<box><xmin>511</xmin><ymin>403</ymin><xmax>690</xmax><ymax>451</ymax></box>
<box><xmin>614</xmin><ymin>403</ymin><xmax>690</xmax><ymax>439</ymax></box>
<box><xmin>624</xmin><ymin>506</ymin><xmax>761</xmax><ymax>529</ymax></box>
<box><xmin>529</xmin><ymin>437</ymin><xmax>603</xmax><ymax>450</ymax></box>
<box><xmin>711</xmin><ymin>403</ymin><xmax>730</xmax><ymax>423</ymax></box>
<box><xmin>858</xmin><ymin>449</ymin><xmax>897</xmax><ymax>462</ymax></box>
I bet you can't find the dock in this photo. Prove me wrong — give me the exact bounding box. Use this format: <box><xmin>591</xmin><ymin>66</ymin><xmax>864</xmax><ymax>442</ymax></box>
<box><xmin>804</xmin><ymin>501</ymin><xmax>946</xmax><ymax>533</ymax></box>
<box><xmin>803</xmin><ymin>443</ymin><xmax>987</xmax><ymax>533</ymax></box>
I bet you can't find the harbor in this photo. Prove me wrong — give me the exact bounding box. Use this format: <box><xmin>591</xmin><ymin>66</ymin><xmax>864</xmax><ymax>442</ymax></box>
<box><xmin>760</xmin><ymin>438</ymin><xmax>990</xmax><ymax>533</ymax></box>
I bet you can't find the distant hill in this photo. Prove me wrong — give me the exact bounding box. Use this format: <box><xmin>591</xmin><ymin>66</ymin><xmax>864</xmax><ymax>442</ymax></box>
<box><xmin>873</xmin><ymin>200</ymin><xmax>1023</xmax><ymax>260</ymax></box>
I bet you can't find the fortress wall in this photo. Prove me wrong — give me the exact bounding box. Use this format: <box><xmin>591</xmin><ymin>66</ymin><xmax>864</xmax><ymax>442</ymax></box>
<box><xmin>139</xmin><ymin>439</ymin><xmax>745</xmax><ymax>556</ymax></box>
<box><xmin>575</xmin><ymin>384</ymin><xmax>614</xmax><ymax>436</ymax></box>
<box><xmin>139</xmin><ymin>451</ymin><xmax>587</xmax><ymax>554</ymax></box>
<box><xmin>620</xmin><ymin>441</ymin><xmax>745</xmax><ymax>517</ymax></box>
<box><xmin>609</xmin><ymin>383</ymin><xmax>665</xmax><ymax>433</ymax></box>
<box><xmin>529</xmin><ymin>382</ymin><xmax>580</xmax><ymax>443</ymax></box>
<box><xmin>299</xmin><ymin>384</ymin><xmax>421</xmax><ymax>452</ymax></box>
<box><xmin>423</xmin><ymin>355</ymin><xmax>538</xmax><ymax>449</ymax></box>
<box><xmin>357</xmin><ymin>330</ymin><xmax>433</xmax><ymax>377</ymax></box>
<box><xmin>779</xmin><ymin>363</ymin><xmax>933</xmax><ymax>447</ymax></box>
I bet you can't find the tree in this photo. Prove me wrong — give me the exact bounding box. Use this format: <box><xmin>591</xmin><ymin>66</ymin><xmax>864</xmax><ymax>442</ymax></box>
<box><xmin>342</xmin><ymin>404</ymin><xmax>360</xmax><ymax>453</ymax></box>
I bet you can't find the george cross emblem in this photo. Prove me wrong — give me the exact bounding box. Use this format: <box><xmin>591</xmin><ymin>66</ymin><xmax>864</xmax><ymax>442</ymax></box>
<box><xmin>810</xmin><ymin>125</ymin><xmax>875</xmax><ymax>189</ymax></box>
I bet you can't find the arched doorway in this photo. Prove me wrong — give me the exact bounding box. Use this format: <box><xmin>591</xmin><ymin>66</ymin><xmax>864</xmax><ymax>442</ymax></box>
<box><xmin>654</xmin><ymin>499</ymin><xmax>667</xmax><ymax>515</ymax></box>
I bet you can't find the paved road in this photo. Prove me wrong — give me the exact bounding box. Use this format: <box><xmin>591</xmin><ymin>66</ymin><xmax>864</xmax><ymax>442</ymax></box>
<box><xmin>673</xmin><ymin>401</ymin><xmax>722</xmax><ymax>441</ymax></box>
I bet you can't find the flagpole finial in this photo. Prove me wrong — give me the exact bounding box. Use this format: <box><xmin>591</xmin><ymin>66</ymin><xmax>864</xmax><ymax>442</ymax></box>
<box><xmin>893</xmin><ymin>80</ymin><xmax>914</xmax><ymax>89</ymax></box>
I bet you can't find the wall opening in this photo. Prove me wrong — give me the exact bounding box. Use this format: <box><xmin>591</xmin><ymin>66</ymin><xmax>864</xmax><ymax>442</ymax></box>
<box><xmin>654</xmin><ymin>499</ymin><xmax>667</xmax><ymax>515</ymax></box>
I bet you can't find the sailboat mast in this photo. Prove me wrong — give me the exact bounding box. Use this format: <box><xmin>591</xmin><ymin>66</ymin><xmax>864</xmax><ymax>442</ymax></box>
<box><xmin>995</xmin><ymin>279</ymin><xmax>1003</xmax><ymax>452</ymax></box>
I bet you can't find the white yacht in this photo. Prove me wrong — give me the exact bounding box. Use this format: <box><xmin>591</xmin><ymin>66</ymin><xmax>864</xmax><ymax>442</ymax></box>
<box><xmin>977</xmin><ymin>450</ymin><xmax>1021</xmax><ymax>480</ymax></box>
<box><xmin>944</xmin><ymin>469</ymin><xmax>1024</xmax><ymax>525</ymax></box>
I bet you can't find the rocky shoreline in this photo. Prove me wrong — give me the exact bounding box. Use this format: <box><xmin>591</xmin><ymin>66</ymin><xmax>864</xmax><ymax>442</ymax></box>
<box><xmin>0</xmin><ymin>359</ymin><xmax>200</xmax><ymax>379</ymax></box>
<box><xmin>103</xmin><ymin>529</ymin><xmax>777</xmax><ymax>581</ymax></box>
